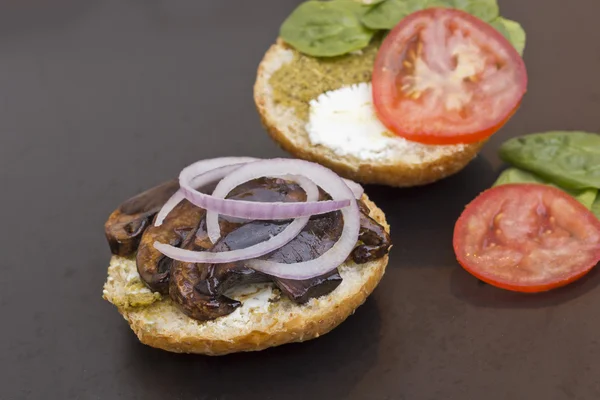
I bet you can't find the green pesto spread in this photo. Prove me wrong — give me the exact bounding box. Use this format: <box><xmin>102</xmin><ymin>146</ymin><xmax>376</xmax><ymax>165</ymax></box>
<box><xmin>122</xmin><ymin>280</ymin><xmax>162</xmax><ymax>308</ymax></box>
<box><xmin>107</xmin><ymin>257</ymin><xmax>162</xmax><ymax>309</ymax></box>
<box><xmin>269</xmin><ymin>39</ymin><xmax>381</xmax><ymax>120</ymax></box>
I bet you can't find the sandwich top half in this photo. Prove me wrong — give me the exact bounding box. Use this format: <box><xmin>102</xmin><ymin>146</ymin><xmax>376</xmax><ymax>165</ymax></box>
<box><xmin>259</xmin><ymin>1</ymin><xmax>527</xmax><ymax>186</ymax></box>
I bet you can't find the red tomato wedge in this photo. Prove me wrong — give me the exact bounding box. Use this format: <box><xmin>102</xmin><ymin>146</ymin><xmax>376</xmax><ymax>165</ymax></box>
<box><xmin>453</xmin><ymin>184</ymin><xmax>600</xmax><ymax>293</ymax></box>
<box><xmin>372</xmin><ymin>8</ymin><xmax>527</xmax><ymax>145</ymax></box>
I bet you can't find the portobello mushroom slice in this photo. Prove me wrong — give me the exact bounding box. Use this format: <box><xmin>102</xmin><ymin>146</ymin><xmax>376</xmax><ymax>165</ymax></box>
<box><xmin>172</xmin><ymin>198</ymin><xmax>391</xmax><ymax>321</ymax></box>
<box><xmin>206</xmin><ymin>197</ymin><xmax>390</xmax><ymax>303</ymax></box>
<box><xmin>194</xmin><ymin>216</ymin><xmax>343</xmax><ymax>304</ymax></box>
<box><xmin>170</xmin><ymin>260</ymin><xmax>242</xmax><ymax>321</ymax></box>
<box><xmin>351</xmin><ymin>200</ymin><xmax>392</xmax><ymax>264</ymax></box>
<box><xmin>169</xmin><ymin>218</ymin><xmax>270</xmax><ymax>320</ymax></box>
<box><xmin>104</xmin><ymin>179</ymin><xmax>179</xmax><ymax>256</ymax></box>
<box><xmin>171</xmin><ymin>178</ymin><xmax>341</xmax><ymax>320</ymax></box>
<box><xmin>142</xmin><ymin>177</ymin><xmax>308</xmax><ymax>294</ymax></box>
<box><xmin>136</xmin><ymin>200</ymin><xmax>205</xmax><ymax>294</ymax></box>
<box><xmin>194</xmin><ymin>179</ymin><xmax>345</xmax><ymax>304</ymax></box>
<box><xmin>268</xmin><ymin>211</ymin><xmax>345</xmax><ymax>303</ymax></box>
<box><xmin>172</xmin><ymin>211</ymin><xmax>344</xmax><ymax>320</ymax></box>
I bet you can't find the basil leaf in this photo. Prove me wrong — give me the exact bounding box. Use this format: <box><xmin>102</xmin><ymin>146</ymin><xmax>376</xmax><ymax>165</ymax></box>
<box><xmin>490</xmin><ymin>17</ymin><xmax>526</xmax><ymax>55</ymax></box>
<box><xmin>493</xmin><ymin>168</ymin><xmax>598</xmax><ymax>209</ymax></box>
<box><xmin>499</xmin><ymin>131</ymin><xmax>600</xmax><ymax>190</ymax></box>
<box><xmin>280</xmin><ymin>1</ymin><xmax>376</xmax><ymax>57</ymax></box>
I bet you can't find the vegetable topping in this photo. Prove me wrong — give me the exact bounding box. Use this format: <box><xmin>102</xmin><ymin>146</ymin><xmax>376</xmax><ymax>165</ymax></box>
<box><xmin>279</xmin><ymin>0</ymin><xmax>525</xmax><ymax>57</ymax></box>
<box><xmin>500</xmin><ymin>131</ymin><xmax>600</xmax><ymax>190</ymax></box>
<box><xmin>372</xmin><ymin>8</ymin><xmax>527</xmax><ymax>145</ymax></box>
<box><xmin>454</xmin><ymin>184</ymin><xmax>600</xmax><ymax>293</ymax></box>
<box><xmin>455</xmin><ymin>131</ymin><xmax>600</xmax><ymax>293</ymax></box>
<box><xmin>280</xmin><ymin>1</ymin><xmax>376</xmax><ymax>57</ymax></box>
<box><xmin>493</xmin><ymin>168</ymin><xmax>598</xmax><ymax>209</ymax></box>
<box><xmin>159</xmin><ymin>159</ymin><xmax>362</xmax><ymax>280</ymax></box>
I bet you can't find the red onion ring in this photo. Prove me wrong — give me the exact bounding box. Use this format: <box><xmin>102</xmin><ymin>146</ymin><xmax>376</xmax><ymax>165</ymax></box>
<box><xmin>203</xmin><ymin>174</ymin><xmax>362</xmax><ymax>242</ymax></box>
<box><xmin>154</xmin><ymin>190</ymin><xmax>186</xmax><ymax>227</ymax></box>
<box><xmin>154</xmin><ymin>175</ymin><xmax>319</xmax><ymax>264</ymax></box>
<box><xmin>154</xmin><ymin>157</ymin><xmax>257</xmax><ymax>226</ymax></box>
<box><xmin>156</xmin><ymin>158</ymin><xmax>363</xmax><ymax>228</ymax></box>
<box><xmin>178</xmin><ymin>161</ymin><xmax>351</xmax><ymax>221</ymax></box>
<box><xmin>152</xmin><ymin>158</ymin><xmax>365</xmax><ymax>280</ymax></box>
<box><xmin>205</xmin><ymin>174</ymin><xmax>310</xmax><ymax>243</ymax></box>
<box><xmin>213</xmin><ymin>159</ymin><xmax>360</xmax><ymax>280</ymax></box>
<box><xmin>343</xmin><ymin>179</ymin><xmax>364</xmax><ymax>199</ymax></box>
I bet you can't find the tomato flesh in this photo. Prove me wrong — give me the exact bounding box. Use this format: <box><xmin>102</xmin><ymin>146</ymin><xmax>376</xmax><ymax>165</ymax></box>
<box><xmin>453</xmin><ymin>184</ymin><xmax>600</xmax><ymax>292</ymax></box>
<box><xmin>372</xmin><ymin>8</ymin><xmax>528</xmax><ymax>145</ymax></box>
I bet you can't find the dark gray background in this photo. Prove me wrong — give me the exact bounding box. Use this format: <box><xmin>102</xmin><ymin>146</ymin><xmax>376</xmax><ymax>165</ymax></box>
<box><xmin>1</xmin><ymin>0</ymin><xmax>600</xmax><ymax>399</ymax></box>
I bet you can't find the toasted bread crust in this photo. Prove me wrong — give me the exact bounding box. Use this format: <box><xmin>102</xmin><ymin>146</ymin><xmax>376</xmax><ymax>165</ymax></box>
<box><xmin>254</xmin><ymin>39</ymin><xmax>485</xmax><ymax>187</ymax></box>
<box><xmin>104</xmin><ymin>196</ymin><xmax>389</xmax><ymax>355</ymax></box>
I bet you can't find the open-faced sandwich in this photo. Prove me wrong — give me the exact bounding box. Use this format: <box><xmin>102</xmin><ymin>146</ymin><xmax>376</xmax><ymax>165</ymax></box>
<box><xmin>255</xmin><ymin>0</ymin><xmax>528</xmax><ymax>186</ymax></box>
<box><xmin>102</xmin><ymin>158</ymin><xmax>391</xmax><ymax>355</ymax></box>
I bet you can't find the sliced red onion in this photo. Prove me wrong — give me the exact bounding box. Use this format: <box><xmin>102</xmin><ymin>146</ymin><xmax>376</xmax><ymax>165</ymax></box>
<box><xmin>154</xmin><ymin>157</ymin><xmax>258</xmax><ymax>226</ymax></box>
<box><xmin>153</xmin><ymin>175</ymin><xmax>319</xmax><ymax>264</ymax></box>
<box><xmin>214</xmin><ymin>159</ymin><xmax>360</xmax><ymax>280</ymax></box>
<box><xmin>154</xmin><ymin>190</ymin><xmax>185</xmax><ymax>227</ymax></box>
<box><xmin>206</xmin><ymin>174</ymin><xmax>312</xmax><ymax>243</ymax></box>
<box><xmin>343</xmin><ymin>179</ymin><xmax>364</xmax><ymax>199</ymax></box>
<box><xmin>179</xmin><ymin>160</ymin><xmax>351</xmax><ymax>221</ymax></box>
<box><xmin>155</xmin><ymin>159</ymin><xmax>363</xmax><ymax>228</ymax></box>
<box><xmin>204</xmin><ymin>176</ymin><xmax>360</xmax><ymax>242</ymax></box>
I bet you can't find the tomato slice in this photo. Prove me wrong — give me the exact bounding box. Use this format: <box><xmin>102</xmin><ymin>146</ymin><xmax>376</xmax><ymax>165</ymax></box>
<box><xmin>372</xmin><ymin>8</ymin><xmax>527</xmax><ymax>145</ymax></box>
<box><xmin>453</xmin><ymin>184</ymin><xmax>600</xmax><ymax>292</ymax></box>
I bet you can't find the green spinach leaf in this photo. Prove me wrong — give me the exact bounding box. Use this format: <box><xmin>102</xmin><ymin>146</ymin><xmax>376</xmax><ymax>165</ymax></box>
<box><xmin>361</xmin><ymin>0</ymin><xmax>498</xmax><ymax>30</ymax></box>
<box><xmin>592</xmin><ymin>196</ymin><xmax>600</xmax><ymax>220</ymax></box>
<box><xmin>574</xmin><ymin>189</ymin><xmax>599</xmax><ymax>210</ymax></box>
<box><xmin>281</xmin><ymin>0</ymin><xmax>524</xmax><ymax>58</ymax></box>
<box><xmin>452</xmin><ymin>0</ymin><xmax>498</xmax><ymax>22</ymax></box>
<box><xmin>493</xmin><ymin>168</ymin><xmax>598</xmax><ymax>209</ymax></box>
<box><xmin>499</xmin><ymin>131</ymin><xmax>600</xmax><ymax>190</ymax></box>
<box><xmin>333</xmin><ymin>0</ymin><xmax>376</xmax><ymax>16</ymax></box>
<box><xmin>353</xmin><ymin>0</ymin><xmax>387</xmax><ymax>4</ymax></box>
<box><xmin>280</xmin><ymin>1</ymin><xmax>376</xmax><ymax>57</ymax></box>
<box><xmin>361</xmin><ymin>0</ymin><xmax>423</xmax><ymax>30</ymax></box>
<box><xmin>490</xmin><ymin>17</ymin><xmax>525</xmax><ymax>55</ymax></box>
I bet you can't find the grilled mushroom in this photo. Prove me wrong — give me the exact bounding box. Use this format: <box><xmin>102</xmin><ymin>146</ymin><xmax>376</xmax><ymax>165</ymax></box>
<box><xmin>136</xmin><ymin>199</ymin><xmax>205</xmax><ymax>294</ymax></box>
<box><xmin>170</xmin><ymin>260</ymin><xmax>242</xmax><ymax>321</ymax></box>
<box><xmin>351</xmin><ymin>200</ymin><xmax>392</xmax><ymax>264</ymax></box>
<box><xmin>170</xmin><ymin>220</ymin><xmax>271</xmax><ymax>320</ymax></box>
<box><xmin>105</xmin><ymin>176</ymin><xmax>391</xmax><ymax>321</ymax></box>
<box><xmin>104</xmin><ymin>179</ymin><xmax>179</xmax><ymax>256</ymax></box>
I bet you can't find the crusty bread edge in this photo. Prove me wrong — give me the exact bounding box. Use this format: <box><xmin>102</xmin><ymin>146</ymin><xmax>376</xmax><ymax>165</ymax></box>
<box><xmin>254</xmin><ymin>39</ymin><xmax>486</xmax><ymax>187</ymax></box>
<box><xmin>106</xmin><ymin>195</ymin><xmax>389</xmax><ymax>356</ymax></box>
